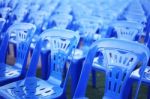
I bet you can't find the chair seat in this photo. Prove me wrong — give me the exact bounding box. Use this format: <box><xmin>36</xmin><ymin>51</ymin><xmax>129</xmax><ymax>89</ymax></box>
<box><xmin>102</xmin><ymin>96</ymin><xmax>112</xmax><ymax>99</ymax></box>
<box><xmin>0</xmin><ymin>63</ymin><xmax>21</xmax><ymax>82</ymax></box>
<box><xmin>0</xmin><ymin>77</ymin><xmax>63</xmax><ymax>99</ymax></box>
<box><xmin>103</xmin><ymin>95</ymin><xmax>121</xmax><ymax>99</ymax></box>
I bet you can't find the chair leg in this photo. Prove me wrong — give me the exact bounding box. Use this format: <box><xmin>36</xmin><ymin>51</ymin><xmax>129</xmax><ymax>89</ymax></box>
<box><xmin>70</xmin><ymin>57</ymin><xmax>84</xmax><ymax>98</ymax></box>
<box><xmin>128</xmin><ymin>86</ymin><xmax>133</xmax><ymax>99</ymax></box>
<box><xmin>92</xmin><ymin>69</ymin><xmax>96</xmax><ymax>88</ymax></box>
<box><xmin>124</xmin><ymin>80</ymin><xmax>133</xmax><ymax>99</ymax></box>
<box><xmin>13</xmin><ymin>44</ymin><xmax>17</xmax><ymax>57</ymax></box>
<box><xmin>41</xmin><ymin>51</ymin><xmax>50</xmax><ymax>80</ymax></box>
<box><xmin>8</xmin><ymin>44</ymin><xmax>10</xmax><ymax>55</ymax></box>
<box><xmin>147</xmin><ymin>86</ymin><xmax>150</xmax><ymax>99</ymax></box>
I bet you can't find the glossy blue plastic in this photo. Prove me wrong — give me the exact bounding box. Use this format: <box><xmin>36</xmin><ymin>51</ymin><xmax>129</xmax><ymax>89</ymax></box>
<box><xmin>50</xmin><ymin>14</ymin><xmax>72</xmax><ymax>29</ymax></box>
<box><xmin>11</xmin><ymin>7</ymin><xmax>28</xmax><ymax>23</ymax></box>
<box><xmin>74</xmin><ymin>15</ymin><xmax>113</xmax><ymax>89</ymax></box>
<box><xmin>27</xmin><ymin>10</ymin><xmax>49</xmax><ymax>34</ymax></box>
<box><xmin>40</xmin><ymin>29</ymin><xmax>79</xmax><ymax>79</ymax></box>
<box><xmin>112</xmin><ymin>21</ymin><xmax>144</xmax><ymax>41</ymax></box>
<box><xmin>7</xmin><ymin>22</ymin><xmax>36</xmax><ymax>44</ymax></box>
<box><xmin>75</xmin><ymin>16</ymin><xmax>104</xmax><ymax>55</ymax></box>
<box><xmin>0</xmin><ymin>7</ymin><xmax>11</xmax><ymax>19</ymax></box>
<box><xmin>6</xmin><ymin>22</ymin><xmax>36</xmax><ymax>58</ymax></box>
<box><xmin>92</xmin><ymin>20</ymin><xmax>147</xmax><ymax>88</ymax></box>
<box><xmin>71</xmin><ymin>3</ymin><xmax>92</xmax><ymax>19</ymax></box>
<box><xmin>0</xmin><ymin>33</ymin><xmax>32</xmax><ymax>86</ymax></box>
<box><xmin>0</xmin><ymin>18</ymin><xmax>5</xmax><ymax>33</ymax></box>
<box><xmin>8</xmin><ymin>0</ymin><xmax>19</xmax><ymax>10</ymax></box>
<box><xmin>54</xmin><ymin>3</ymin><xmax>72</xmax><ymax>14</ymax></box>
<box><xmin>124</xmin><ymin>0</ymin><xmax>146</xmax><ymax>24</ymax></box>
<box><xmin>2</xmin><ymin>0</ymin><xmax>11</xmax><ymax>7</ymax></box>
<box><xmin>125</xmin><ymin>14</ymin><xmax>147</xmax><ymax>24</ymax></box>
<box><xmin>0</xmin><ymin>28</ymin><xmax>79</xmax><ymax>99</ymax></box>
<box><xmin>127</xmin><ymin>0</ymin><xmax>145</xmax><ymax>15</ymax></box>
<box><xmin>73</xmin><ymin>38</ymin><xmax>149</xmax><ymax>99</ymax></box>
<box><xmin>76</xmin><ymin>16</ymin><xmax>102</xmax><ymax>37</ymax></box>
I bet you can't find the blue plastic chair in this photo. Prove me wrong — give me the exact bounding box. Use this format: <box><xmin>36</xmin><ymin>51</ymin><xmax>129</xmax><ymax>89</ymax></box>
<box><xmin>73</xmin><ymin>16</ymin><xmax>107</xmax><ymax>66</ymax></box>
<box><xmin>7</xmin><ymin>22</ymin><xmax>36</xmax><ymax>56</ymax></box>
<box><xmin>124</xmin><ymin>13</ymin><xmax>147</xmax><ymax>24</ymax></box>
<box><xmin>112</xmin><ymin>21</ymin><xmax>145</xmax><ymax>41</ymax></box>
<box><xmin>0</xmin><ymin>7</ymin><xmax>12</xmax><ymax>18</ymax></box>
<box><xmin>0</xmin><ymin>18</ymin><xmax>5</xmax><ymax>44</ymax></box>
<box><xmin>54</xmin><ymin>2</ymin><xmax>72</xmax><ymax>14</ymax></box>
<box><xmin>7</xmin><ymin>0</ymin><xmax>19</xmax><ymax>10</ymax></box>
<box><xmin>39</xmin><ymin>29</ymin><xmax>80</xmax><ymax>79</ymax></box>
<box><xmin>123</xmin><ymin>1</ymin><xmax>146</xmax><ymax>25</ymax></box>
<box><xmin>0</xmin><ymin>28</ymin><xmax>79</xmax><ymax>99</ymax></box>
<box><xmin>73</xmin><ymin>38</ymin><xmax>149</xmax><ymax>99</ymax></box>
<box><xmin>73</xmin><ymin>15</ymin><xmax>114</xmax><ymax>89</ymax></box>
<box><xmin>0</xmin><ymin>7</ymin><xmax>12</xmax><ymax>31</ymax></box>
<box><xmin>91</xmin><ymin>20</ymin><xmax>146</xmax><ymax>88</ymax></box>
<box><xmin>71</xmin><ymin>2</ymin><xmax>93</xmax><ymax>19</ymax></box>
<box><xmin>0</xmin><ymin>32</ymin><xmax>32</xmax><ymax>86</ymax></box>
<box><xmin>27</xmin><ymin>10</ymin><xmax>49</xmax><ymax>34</ymax></box>
<box><xmin>11</xmin><ymin>6</ymin><xmax>28</xmax><ymax>23</ymax></box>
<box><xmin>130</xmin><ymin>17</ymin><xmax>150</xmax><ymax>99</ymax></box>
<box><xmin>49</xmin><ymin>14</ymin><xmax>72</xmax><ymax>29</ymax></box>
<box><xmin>0</xmin><ymin>18</ymin><xmax>5</xmax><ymax>33</ymax></box>
<box><xmin>1</xmin><ymin>0</ymin><xmax>11</xmax><ymax>7</ymax></box>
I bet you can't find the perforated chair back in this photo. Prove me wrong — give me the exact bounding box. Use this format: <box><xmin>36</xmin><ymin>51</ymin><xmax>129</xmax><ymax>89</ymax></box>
<box><xmin>27</xmin><ymin>29</ymin><xmax>80</xmax><ymax>87</ymax></box>
<box><xmin>73</xmin><ymin>38</ymin><xmax>149</xmax><ymax>99</ymax></box>
<box><xmin>7</xmin><ymin>22</ymin><xmax>36</xmax><ymax>43</ymax></box>
<box><xmin>112</xmin><ymin>21</ymin><xmax>144</xmax><ymax>41</ymax></box>
<box><xmin>77</xmin><ymin>16</ymin><xmax>102</xmax><ymax>36</ymax></box>
<box><xmin>0</xmin><ymin>33</ymin><xmax>32</xmax><ymax>85</ymax></box>
<box><xmin>50</xmin><ymin>14</ymin><xmax>72</xmax><ymax>29</ymax></box>
<box><xmin>0</xmin><ymin>7</ymin><xmax>11</xmax><ymax>19</ymax></box>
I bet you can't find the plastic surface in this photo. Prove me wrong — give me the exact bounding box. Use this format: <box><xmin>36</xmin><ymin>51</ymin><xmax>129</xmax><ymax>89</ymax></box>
<box><xmin>0</xmin><ymin>7</ymin><xmax>11</xmax><ymax>19</ymax></box>
<box><xmin>0</xmin><ymin>33</ymin><xmax>31</xmax><ymax>86</ymax></box>
<box><xmin>27</xmin><ymin>10</ymin><xmax>49</xmax><ymax>33</ymax></box>
<box><xmin>50</xmin><ymin>14</ymin><xmax>72</xmax><ymax>29</ymax></box>
<box><xmin>112</xmin><ymin>21</ymin><xmax>144</xmax><ymax>41</ymax></box>
<box><xmin>7</xmin><ymin>22</ymin><xmax>36</xmax><ymax>43</ymax></box>
<box><xmin>73</xmin><ymin>38</ymin><xmax>149</xmax><ymax>99</ymax></box>
<box><xmin>0</xmin><ymin>28</ymin><xmax>79</xmax><ymax>99</ymax></box>
<box><xmin>0</xmin><ymin>18</ymin><xmax>5</xmax><ymax>32</ymax></box>
<box><xmin>11</xmin><ymin>7</ymin><xmax>28</xmax><ymax>23</ymax></box>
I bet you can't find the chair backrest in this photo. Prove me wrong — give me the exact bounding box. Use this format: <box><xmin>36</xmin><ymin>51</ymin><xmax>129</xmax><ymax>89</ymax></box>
<box><xmin>54</xmin><ymin>3</ymin><xmax>71</xmax><ymax>14</ymax></box>
<box><xmin>76</xmin><ymin>16</ymin><xmax>103</xmax><ymax>45</ymax></box>
<box><xmin>0</xmin><ymin>7</ymin><xmax>11</xmax><ymax>19</ymax></box>
<box><xmin>15</xmin><ymin>40</ymin><xmax>31</xmax><ymax>68</ymax></box>
<box><xmin>0</xmin><ymin>33</ymin><xmax>9</xmax><ymax>63</ymax></box>
<box><xmin>71</xmin><ymin>2</ymin><xmax>92</xmax><ymax>19</ymax></box>
<box><xmin>73</xmin><ymin>38</ymin><xmax>149</xmax><ymax>98</ymax></box>
<box><xmin>77</xmin><ymin>16</ymin><xmax>102</xmax><ymax>36</ymax></box>
<box><xmin>103</xmin><ymin>50</ymin><xmax>138</xmax><ymax>98</ymax></box>
<box><xmin>26</xmin><ymin>29</ymin><xmax>79</xmax><ymax>86</ymax></box>
<box><xmin>50</xmin><ymin>14</ymin><xmax>72</xmax><ymax>29</ymax></box>
<box><xmin>0</xmin><ymin>32</ymin><xmax>32</xmax><ymax>76</ymax></box>
<box><xmin>125</xmin><ymin>14</ymin><xmax>147</xmax><ymax>25</ymax></box>
<box><xmin>7</xmin><ymin>22</ymin><xmax>36</xmax><ymax>42</ymax></box>
<box><xmin>12</xmin><ymin>7</ymin><xmax>28</xmax><ymax>23</ymax></box>
<box><xmin>112</xmin><ymin>21</ymin><xmax>144</xmax><ymax>41</ymax></box>
<box><xmin>27</xmin><ymin>10</ymin><xmax>48</xmax><ymax>27</ymax></box>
